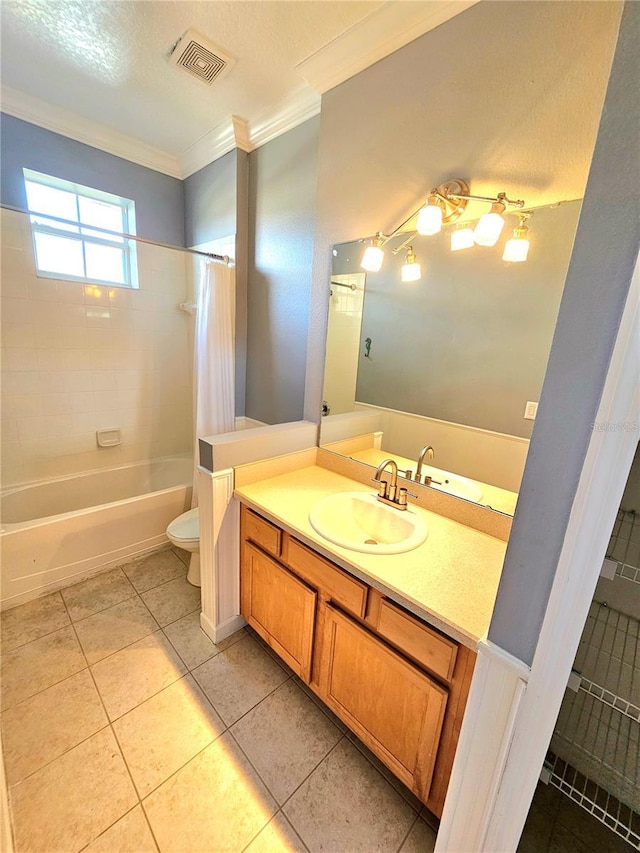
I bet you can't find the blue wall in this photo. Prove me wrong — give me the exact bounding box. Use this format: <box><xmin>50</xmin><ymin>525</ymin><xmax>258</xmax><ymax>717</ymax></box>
<box><xmin>184</xmin><ymin>150</ymin><xmax>240</xmax><ymax>247</ymax></box>
<box><xmin>246</xmin><ymin>116</ymin><xmax>320</xmax><ymax>424</ymax></box>
<box><xmin>0</xmin><ymin>114</ymin><xmax>185</xmax><ymax>245</ymax></box>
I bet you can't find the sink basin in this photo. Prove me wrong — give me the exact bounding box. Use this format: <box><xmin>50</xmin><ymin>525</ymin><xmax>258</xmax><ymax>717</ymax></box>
<box><xmin>309</xmin><ymin>491</ymin><xmax>428</xmax><ymax>555</ymax></box>
<box><xmin>421</xmin><ymin>468</ymin><xmax>484</xmax><ymax>503</ymax></box>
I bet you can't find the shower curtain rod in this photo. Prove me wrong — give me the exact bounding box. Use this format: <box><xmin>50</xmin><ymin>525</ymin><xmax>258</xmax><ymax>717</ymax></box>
<box><xmin>0</xmin><ymin>203</ymin><xmax>230</xmax><ymax>264</ymax></box>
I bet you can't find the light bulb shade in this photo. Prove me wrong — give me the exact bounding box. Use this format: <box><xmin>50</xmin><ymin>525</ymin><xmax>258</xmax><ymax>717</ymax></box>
<box><xmin>502</xmin><ymin>232</ymin><xmax>530</xmax><ymax>263</ymax></box>
<box><xmin>401</xmin><ymin>262</ymin><xmax>421</xmax><ymax>282</ymax></box>
<box><xmin>361</xmin><ymin>245</ymin><xmax>384</xmax><ymax>271</ymax></box>
<box><xmin>450</xmin><ymin>228</ymin><xmax>475</xmax><ymax>251</ymax></box>
<box><xmin>474</xmin><ymin>202</ymin><xmax>506</xmax><ymax>247</ymax></box>
<box><xmin>416</xmin><ymin>197</ymin><xmax>443</xmax><ymax>236</ymax></box>
<box><xmin>401</xmin><ymin>246</ymin><xmax>421</xmax><ymax>282</ymax></box>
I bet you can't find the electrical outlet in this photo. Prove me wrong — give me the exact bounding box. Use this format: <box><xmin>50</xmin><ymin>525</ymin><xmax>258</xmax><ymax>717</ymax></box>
<box><xmin>524</xmin><ymin>401</ymin><xmax>538</xmax><ymax>420</ymax></box>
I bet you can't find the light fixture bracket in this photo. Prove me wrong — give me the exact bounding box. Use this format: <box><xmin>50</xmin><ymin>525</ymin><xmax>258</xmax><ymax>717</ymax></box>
<box><xmin>432</xmin><ymin>179</ymin><xmax>470</xmax><ymax>225</ymax></box>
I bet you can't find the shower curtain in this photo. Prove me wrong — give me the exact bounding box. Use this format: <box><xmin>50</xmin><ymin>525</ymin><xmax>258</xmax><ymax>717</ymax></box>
<box><xmin>191</xmin><ymin>258</ymin><xmax>235</xmax><ymax>505</ymax></box>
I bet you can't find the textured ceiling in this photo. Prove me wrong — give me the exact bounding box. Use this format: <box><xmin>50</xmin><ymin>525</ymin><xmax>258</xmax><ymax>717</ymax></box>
<box><xmin>0</xmin><ymin>0</ymin><xmax>382</xmax><ymax>155</ymax></box>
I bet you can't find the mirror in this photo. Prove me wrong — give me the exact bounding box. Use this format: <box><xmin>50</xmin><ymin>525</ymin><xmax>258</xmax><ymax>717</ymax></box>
<box><xmin>320</xmin><ymin>199</ymin><xmax>582</xmax><ymax>515</ymax></box>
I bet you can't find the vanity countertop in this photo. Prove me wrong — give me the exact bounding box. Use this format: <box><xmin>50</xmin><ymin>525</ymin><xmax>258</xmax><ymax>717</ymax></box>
<box><xmin>234</xmin><ymin>463</ymin><xmax>507</xmax><ymax>649</ymax></box>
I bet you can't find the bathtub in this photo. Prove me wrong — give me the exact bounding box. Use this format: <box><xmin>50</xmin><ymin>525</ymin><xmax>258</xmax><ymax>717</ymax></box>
<box><xmin>1</xmin><ymin>455</ymin><xmax>192</xmax><ymax>609</ymax></box>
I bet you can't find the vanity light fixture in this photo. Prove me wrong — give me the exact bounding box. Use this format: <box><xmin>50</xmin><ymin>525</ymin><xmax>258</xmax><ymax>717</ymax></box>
<box><xmin>502</xmin><ymin>214</ymin><xmax>531</xmax><ymax>262</ymax></box>
<box><xmin>362</xmin><ymin>179</ymin><xmax>526</xmax><ymax>279</ymax></box>
<box><xmin>416</xmin><ymin>195</ymin><xmax>443</xmax><ymax>236</ymax></box>
<box><xmin>450</xmin><ymin>225</ymin><xmax>475</xmax><ymax>252</ymax></box>
<box><xmin>360</xmin><ymin>232</ymin><xmax>385</xmax><ymax>272</ymax></box>
<box><xmin>401</xmin><ymin>246</ymin><xmax>421</xmax><ymax>282</ymax></box>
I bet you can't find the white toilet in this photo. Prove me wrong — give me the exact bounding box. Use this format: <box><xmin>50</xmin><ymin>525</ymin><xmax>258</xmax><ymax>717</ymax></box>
<box><xmin>166</xmin><ymin>507</ymin><xmax>201</xmax><ymax>587</ymax></box>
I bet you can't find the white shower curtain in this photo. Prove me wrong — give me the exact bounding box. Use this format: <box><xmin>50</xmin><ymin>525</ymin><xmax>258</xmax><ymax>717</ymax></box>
<box><xmin>191</xmin><ymin>258</ymin><xmax>235</xmax><ymax>506</ymax></box>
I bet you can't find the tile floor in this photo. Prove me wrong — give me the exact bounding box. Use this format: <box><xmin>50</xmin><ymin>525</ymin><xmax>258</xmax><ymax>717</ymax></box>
<box><xmin>518</xmin><ymin>781</ymin><xmax>636</xmax><ymax>852</ymax></box>
<box><xmin>1</xmin><ymin>547</ymin><xmax>437</xmax><ymax>853</ymax></box>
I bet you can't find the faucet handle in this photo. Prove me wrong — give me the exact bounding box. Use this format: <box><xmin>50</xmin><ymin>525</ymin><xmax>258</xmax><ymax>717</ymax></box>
<box><xmin>371</xmin><ymin>477</ymin><xmax>387</xmax><ymax>497</ymax></box>
<box><xmin>398</xmin><ymin>488</ymin><xmax>418</xmax><ymax>507</ymax></box>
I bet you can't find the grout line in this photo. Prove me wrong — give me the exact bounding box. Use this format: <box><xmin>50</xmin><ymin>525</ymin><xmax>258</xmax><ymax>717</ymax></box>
<box><xmin>396</xmin><ymin>812</ymin><xmax>421</xmax><ymax>853</ymax></box>
<box><xmin>238</xmin><ymin>809</ymin><xmax>311</xmax><ymax>853</ymax></box>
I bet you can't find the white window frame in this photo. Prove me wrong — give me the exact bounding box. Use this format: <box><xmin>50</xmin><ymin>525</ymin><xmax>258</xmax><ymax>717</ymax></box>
<box><xmin>23</xmin><ymin>168</ymin><xmax>139</xmax><ymax>289</ymax></box>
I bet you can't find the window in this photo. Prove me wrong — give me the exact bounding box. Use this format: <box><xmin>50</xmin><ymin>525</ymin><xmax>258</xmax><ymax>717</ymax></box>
<box><xmin>23</xmin><ymin>169</ymin><xmax>138</xmax><ymax>288</ymax></box>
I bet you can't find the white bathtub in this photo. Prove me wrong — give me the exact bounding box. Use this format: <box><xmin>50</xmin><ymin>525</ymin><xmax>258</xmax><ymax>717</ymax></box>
<box><xmin>1</xmin><ymin>456</ymin><xmax>192</xmax><ymax>609</ymax></box>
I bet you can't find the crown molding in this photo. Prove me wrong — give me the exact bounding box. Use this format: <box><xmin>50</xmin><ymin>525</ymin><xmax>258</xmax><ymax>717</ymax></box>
<box><xmin>247</xmin><ymin>87</ymin><xmax>321</xmax><ymax>152</ymax></box>
<box><xmin>0</xmin><ymin>86</ymin><xmax>182</xmax><ymax>178</ymax></box>
<box><xmin>297</xmin><ymin>0</ymin><xmax>480</xmax><ymax>95</ymax></box>
<box><xmin>179</xmin><ymin>115</ymin><xmax>250</xmax><ymax>178</ymax></box>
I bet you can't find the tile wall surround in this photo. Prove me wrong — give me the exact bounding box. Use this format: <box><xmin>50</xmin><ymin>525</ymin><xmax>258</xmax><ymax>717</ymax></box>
<box><xmin>1</xmin><ymin>209</ymin><xmax>195</xmax><ymax>488</ymax></box>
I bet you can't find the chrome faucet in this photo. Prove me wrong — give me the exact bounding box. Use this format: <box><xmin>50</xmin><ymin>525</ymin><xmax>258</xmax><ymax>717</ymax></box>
<box><xmin>415</xmin><ymin>445</ymin><xmax>435</xmax><ymax>484</ymax></box>
<box><xmin>372</xmin><ymin>459</ymin><xmax>415</xmax><ymax>510</ymax></box>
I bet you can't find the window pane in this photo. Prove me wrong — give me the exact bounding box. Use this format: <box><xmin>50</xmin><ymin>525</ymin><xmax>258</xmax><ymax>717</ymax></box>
<box><xmin>78</xmin><ymin>196</ymin><xmax>125</xmax><ymax>242</ymax></box>
<box><xmin>34</xmin><ymin>233</ymin><xmax>85</xmax><ymax>277</ymax></box>
<box><xmin>25</xmin><ymin>181</ymin><xmax>79</xmax><ymax>232</ymax></box>
<box><xmin>85</xmin><ymin>242</ymin><xmax>126</xmax><ymax>284</ymax></box>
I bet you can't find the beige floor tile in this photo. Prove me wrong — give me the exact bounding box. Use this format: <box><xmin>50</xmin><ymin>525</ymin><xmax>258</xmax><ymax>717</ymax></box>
<box><xmin>83</xmin><ymin>806</ymin><xmax>158</xmax><ymax>852</ymax></box>
<box><xmin>74</xmin><ymin>596</ymin><xmax>159</xmax><ymax>664</ymax></box>
<box><xmin>172</xmin><ymin>546</ymin><xmax>191</xmax><ymax>567</ymax></box>
<box><xmin>192</xmin><ymin>634</ymin><xmax>289</xmax><ymax>726</ymax></box>
<box><xmin>9</xmin><ymin>727</ymin><xmax>137</xmax><ymax>853</ymax></box>
<box><xmin>1</xmin><ymin>669</ymin><xmax>108</xmax><ymax>785</ymax></box>
<box><xmin>114</xmin><ymin>674</ymin><xmax>225</xmax><ymax>797</ymax></box>
<box><xmin>122</xmin><ymin>549</ymin><xmax>186</xmax><ymax>593</ymax></box>
<box><xmin>143</xmin><ymin>732</ymin><xmax>277</xmax><ymax>853</ymax></box>
<box><xmin>141</xmin><ymin>575</ymin><xmax>201</xmax><ymax>627</ymax></box>
<box><xmin>293</xmin><ymin>676</ymin><xmax>349</xmax><ymax>733</ymax></box>
<box><xmin>1</xmin><ymin>625</ymin><xmax>86</xmax><ymax>710</ymax></box>
<box><xmin>61</xmin><ymin>568</ymin><xmax>136</xmax><ymax>622</ymax></box>
<box><xmin>91</xmin><ymin>631</ymin><xmax>187</xmax><ymax>721</ymax></box>
<box><xmin>163</xmin><ymin>612</ymin><xmax>244</xmax><ymax>670</ymax></box>
<box><xmin>0</xmin><ymin>592</ymin><xmax>70</xmax><ymax>652</ymax></box>
<box><xmin>283</xmin><ymin>738</ymin><xmax>416</xmax><ymax>852</ymax></box>
<box><xmin>231</xmin><ymin>680</ymin><xmax>342</xmax><ymax>805</ymax></box>
<box><xmin>245</xmin><ymin>812</ymin><xmax>308</xmax><ymax>853</ymax></box>
<box><xmin>399</xmin><ymin>817</ymin><xmax>437</xmax><ymax>852</ymax></box>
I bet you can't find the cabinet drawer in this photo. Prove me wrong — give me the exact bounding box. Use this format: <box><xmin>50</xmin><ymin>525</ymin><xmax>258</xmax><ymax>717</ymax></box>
<box><xmin>244</xmin><ymin>509</ymin><xmax>282</xmax><ymax>558</ymax></box>
<box><xmin>287</xmin><ymin>538</ymin><xmax>368</xmax><ymax>618</ymax></box>
<box><xmin>376</xmin><ymin>599</ymin><xmax>458</xmax><ymax>683</ymax></box>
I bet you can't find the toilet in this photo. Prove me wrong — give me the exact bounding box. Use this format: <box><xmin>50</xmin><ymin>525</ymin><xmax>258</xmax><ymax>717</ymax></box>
<box><xmin>166</xmin><ymin>507</ymin><xmax>201</xmax><ymax>587</ymax></box>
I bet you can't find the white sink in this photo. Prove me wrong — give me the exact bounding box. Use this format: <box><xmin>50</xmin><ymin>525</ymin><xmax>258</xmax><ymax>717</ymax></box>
<box><xmin>421</xmin><ymin>468</ymin><xmax>484</xmax><ymax>503</ymax></box>
<box><xmin>309</xmin><ymin>491</ymin><xmax>428</xmax><ymax>555</ymax></box>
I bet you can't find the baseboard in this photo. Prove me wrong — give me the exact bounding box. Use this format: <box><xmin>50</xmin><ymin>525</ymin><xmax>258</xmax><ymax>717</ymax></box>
<box><xmin>0</xmin><ymin>739</ymin><xmax>13</xmax><ymax>853</ymax></box>
<box><xmin>200</xmin><ymin>611</ymin><xmax>246</xmax><ymax>645</ymax></box>
<box><xmin>0</xmin><ymin>540</ymin><xmax>170</xmax><ymax>611</ymax></box>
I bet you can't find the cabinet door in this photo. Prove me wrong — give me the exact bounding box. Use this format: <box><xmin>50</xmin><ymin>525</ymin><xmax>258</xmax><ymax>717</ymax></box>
<box><xmin>241</xmin><ymin>542</ymin><xmax>317</xmax><ymax>682</ymax></box>
<box><xmin>320</xmin><ymin>604</ymin><xmax>448</xmax><ymax>801</ymax></box>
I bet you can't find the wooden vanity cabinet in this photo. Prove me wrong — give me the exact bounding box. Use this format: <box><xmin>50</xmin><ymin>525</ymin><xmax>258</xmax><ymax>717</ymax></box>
<box><xmin>239</xmin><ymin>504</ymin><xmax>475</xmax><ymax>817</ymax></box>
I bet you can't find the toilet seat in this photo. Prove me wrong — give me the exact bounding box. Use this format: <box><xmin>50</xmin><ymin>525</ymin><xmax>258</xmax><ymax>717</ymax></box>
<box><xmin>167</xmin><ymin>507</ymin><xmax>199</xmax><ymax>546</ymax></box>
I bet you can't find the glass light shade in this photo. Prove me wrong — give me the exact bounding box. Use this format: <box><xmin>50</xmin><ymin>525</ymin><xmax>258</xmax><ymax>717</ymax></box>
<box><xmin>401</xmin><ymin>246</ymin><xmax>421</xmax><ymax>282</ymax></box>
<box><xmin>474</xmin><ymin>202</ymin><xmax>506</xmax><ymax>247</ymax></box>
<box><xmin>451</xmin><ymin>228</ymin><xmax>475</xmax><ymax>251</ymax></box>
<box><xmin>502</xmin><ymin>233</ymin><xmax>530</xmax><ymax>263</ymax></box>
<box><xmin>416</xmin><ymin>198</ymin><xmax>442</xmax><ymax>236</ymax></box>
<box><xmin>361</xmin><ymin>244</ymin><xmax>384</xmax><ymax>272</ymax></box>
<box><xmin>401</xmin><ymin>261</ymin><xmax>421</xmax><ymax>282</ymax></box>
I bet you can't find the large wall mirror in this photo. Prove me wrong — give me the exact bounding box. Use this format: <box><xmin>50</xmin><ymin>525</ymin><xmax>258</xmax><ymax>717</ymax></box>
<box><xmin>319</xmin><ymin>199</ymin><xmax>582</xmax><ymax>516</ymax></box>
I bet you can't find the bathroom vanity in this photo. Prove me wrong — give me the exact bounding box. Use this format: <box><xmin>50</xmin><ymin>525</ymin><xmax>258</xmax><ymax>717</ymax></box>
<box><xmin>234</xmin><ymin>451</ymin><xmax>508</xmax><ymax>818</ymax></box>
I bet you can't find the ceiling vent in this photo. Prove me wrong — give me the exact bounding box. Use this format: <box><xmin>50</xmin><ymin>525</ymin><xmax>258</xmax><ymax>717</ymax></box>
<box><xmin>168</xmin><ymin>29</ymin><xmax>236</xmax><ymax>86</ymax></box>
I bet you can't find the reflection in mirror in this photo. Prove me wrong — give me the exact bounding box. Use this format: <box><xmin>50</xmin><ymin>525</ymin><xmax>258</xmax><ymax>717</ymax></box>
<box><xmin>320</xmin><ymin>199</ymin><xmax>583</xmax><ymax>516</ymax></box>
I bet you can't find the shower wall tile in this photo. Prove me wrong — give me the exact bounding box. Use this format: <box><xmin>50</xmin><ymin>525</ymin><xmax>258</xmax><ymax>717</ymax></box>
<box><xmin>0</xmin><ymin>209</ymin><xmax>194</xmax><ymax>489</ymax></box>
